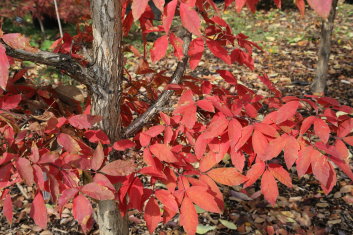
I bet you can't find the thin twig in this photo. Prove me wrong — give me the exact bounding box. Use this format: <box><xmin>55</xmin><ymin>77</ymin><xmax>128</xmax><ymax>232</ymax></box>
<box><xmin>0</xmin><ymin>39</ymin><xmax>94</xmax><ymax>87</ymax></box>
<box><xmin>53</xmin><ymin>0</ymin><xmax>63</xmax><ymax>38</ymax></box>
<box><xmin>123</xmin><ymin>28</ymin><xmax>192</xmax><ymax>138</ymax></box>
<box><xmin>16</xmin><ymin>183</ymin><xmax>29</xmax><ymax>200</ymax></box>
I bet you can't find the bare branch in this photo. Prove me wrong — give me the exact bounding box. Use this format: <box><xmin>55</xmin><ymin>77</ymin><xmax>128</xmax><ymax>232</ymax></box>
<box><xmin>123</xmin><ymin>29</ymin><xmax>192</xmax><ymax>138</ymax></box>
<box><xmin>0</xmin><ymin>39</ymin><xmax>94</xmax><ymax>86</ymax></box>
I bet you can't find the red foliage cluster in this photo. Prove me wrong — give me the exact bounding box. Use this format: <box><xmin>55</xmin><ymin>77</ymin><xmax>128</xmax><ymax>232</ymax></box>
<box><xmin>0</xmin><ymin>0</ymin><xmax>350</xmax><ymax>234</ymax></box>
<box><xmin>0</xmin><ymin>0</ymin><xmax>90</xmax><ymax>24</ymax></box>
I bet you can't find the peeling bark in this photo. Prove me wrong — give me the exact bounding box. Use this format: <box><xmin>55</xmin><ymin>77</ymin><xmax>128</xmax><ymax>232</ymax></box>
<box><xmin>90</xmin><ymin>0</ymin><xmax>127</xmax><ymax>234</ymax></box>
<box><xmin>311</xmin><ymin>0</ymin><xmax>338</xmax><ymax>95</ymax></box>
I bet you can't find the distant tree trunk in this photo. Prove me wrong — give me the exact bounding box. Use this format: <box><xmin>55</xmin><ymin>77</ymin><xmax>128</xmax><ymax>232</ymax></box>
<box><xmin>311</xmin><ymin>0</ymin><xmax>338</xmax><ymax>95</ymax></box>
<box><xmin>90</xmin><ymin>0</ymin><xmax>128</xmax><ymax>235</ymax></box>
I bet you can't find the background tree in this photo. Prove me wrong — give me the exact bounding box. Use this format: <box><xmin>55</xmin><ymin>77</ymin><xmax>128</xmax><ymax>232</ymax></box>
<box><xmin>311</xmin><ymin>0</ymin><xmax>339</xmax><ymax>95</ymax></box>
<box><xmin>0</xmin><ymin>1</ymin><xmax>352</xmax><ymax>235</ymax></box>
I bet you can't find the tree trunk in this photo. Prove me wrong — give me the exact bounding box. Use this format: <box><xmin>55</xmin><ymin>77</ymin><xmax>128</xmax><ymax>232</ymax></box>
<box><xmin>311</xmin><ymin>0</ymin><xmax>338</xmax><ymax>95</ymax></box>
<box><xmin>90</xmin><ymin>0</ymin><xmax>128</xmax><ymax>234</ymax></box>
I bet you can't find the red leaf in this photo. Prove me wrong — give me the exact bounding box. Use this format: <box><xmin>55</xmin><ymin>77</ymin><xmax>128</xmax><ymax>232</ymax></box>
<box><xmin>162</xmin><ymin>0</ymin><xmax>178</xmax><ymax>33</ymax></box>
<box><xmin>244</xmin><ymin>161</ymin><xmax>265</xmax><ymax>188</ymax></box>
<box><xmin>231</xmin><ymin>150</ymin><xmax>245</xmax><ymax>172</ymax></box>
<box><xmin>0</xmin><ymin>94</ymin><xmax>21</xmax><ymax>110</ymax></box>
<box><xmin>296</xmin><ymin>146</ymin><xmax>319</xmax><ymax>178</ymax></box>
<box><xmin>203</xmin><ymin>115</ymin><xmax>229</xmax><ymax>139</ymax></box>
<box><xmin>144</xmin><ymin>197</ymin><xmax>162</xmax><ymax>234</ymax></box>
<box><xmin>57</xmin><ymin>133</ymin><xmax>81</xmax><ymax>154</ymax></box>
<box><xmin>93</xmin><ymin>173</ymin><xmax>115</xmax><ymax>191</ymax></box>
<box><xmin>343</xmin><ymin>136</ymin><xmax>353</xmax><ymax>146</ymax></box>
<box><xmin>132</xmin><ymin>0</ymin><xmax>149</xmax><ymax>21</ymax></box>
<box><xmin>145</xmin><ymin>125</ymin><xmax>166</xmax><ymax>137</ymax></box>
<box><xmin>307</xmin><ymin>0</ymin><xmax>333</xmax><ymax>18</ymax></box>
<box><xmin>268</xmin><ymin>164</ymin><xmax>292</xmax><ymax>188</ymax></box>
<box><xmin>81</xmin><ymin>182</ymin><xmax>114</xmax><ymax>200</ymax></box>
<box><xmin>180</xmin><ymin>196</ymin><xmax>198</xmax><ymax>235</ymax></box>
<box><xmin>217</xmin><ymin>70</ymin><xmax>237</xmax><ymax>85</ymax></box>
<box><xmin>58</xmin><ymin>188</ymin><xmax>79</xmax><ymax>214</ymax></box>
<box><xmin>208</xmin><ymin>136</ymin><xmax>230</xmax><ymax>162</ymax></box>
<box><xmin>155</xmin><ymin>189</ymin><xmax>179</xmax><ymax>212</ymax></box>
<box><xmin>195</xmin><ymin>135</ymin><xmax>208</xmax><ymax>157</ymax></box>
<box><xmin>0</xmin><ymin>163</ymin><xmax>12</xmax><ymax>183</ymax></box>
<box><xmin>314</xmin><ymin>118</ymin><xmax>330</xmax><ymax>144</ymax></box>
<box><xmin>160</xmin><ymin>112</ymin><xmax>171</xmax><ymax>125</ymax></box>
<box><xmin>321</xmin><ymin>162</ymin><xmax>336</xmax><ymax>195</ymax></box>
<box><xmin>91</xmin><ymin>143</ymin><xmax>104</xmax><ymax>171</ymax></box>
<box><xmin>255</xmin><ymin>123</ymin><xmax>279</xmax><ymax>138</ymax></box>
<box><xmin>139</xmin><ymin>166</ymin><xmax>166</xmax><ymax>179</ymax></box>
<box><xmin>188</xmin><ymin>38</ymin><xmax>204</xmax><ymax>70</ymax></box>
<box><xmin>128</xmin><ymin>177</ymin><xmax>144</xmax><ymax>211</ymax></box>
<box><xmin>30</xmin><ymin>192</ymin><xmax>47</xmax><ymax>229</ymax></box>
<box><xmin>139</xmin><ymin>132</ymin><xmax>152</xmax><ymax>147</ymax></box>
<box><xmin>245</xmin><ymin>103</ymin><xmax>258</xmax><ymax>118</ymax></box>
<box><xmin>113</xmin><ymin>139</ymin><xmax>136</xmax><ymax>151</ymax></box>
<box><xmin>274</xmin><ymin>0</ymin><xmax>281</xmax><ymax>8</ymax></box>
<box><xmin>199</xmin><ymin>175</ymin><xmax>224</xmax><ymax>210</ymax></box>
<box><xmin>150</xmin><ymin>143</ymin><xmax>178</xmax><ymax>162</ymax></box>
<box><xmin>153</xmin><ymin>0</ymin><xmax>165</xmax><ymax>12</ymax></box>
<box><xmin>274</xmin><ymin>101</ymin><xmax>299</xmax><ymax>124</ymax></box>
<box><xmin>180</xmin><ymin>2</ymin><xmax>201</xmax><ymax>36</ymax></box>
<box><xmin>73</xmin><ymin>195</ymin><xmax>92</xmax><ymax>232</ymax></box>
<box><xmin>261</xmin><ymin>136</ymin><xmax>286</xmax><ymax>161</ymax></box>
<box><xmin>3</xmin><ymin>193</ymin><xmax>13</xmax><ymax>224</ymax></box>
<box><xmin>100</xmin><ymin>160</ymin><xmax>136</xmax><ymax>176</ymax></box>
<box><xmin>296</xmin><ymin>0</ymin><xmax>305</xmax><ymax>15</ymax></box>
<box><xmin>164</xmin><ymin>126</ymin><xmax>173</xmax><ymax>144</ymax></box>
<box><xmin>197</xmin><ymin>99</ymin><xmax>214</xmax><ymax>113</ymax></box>
<box><xmin>33</xmin><ymin>164</ymin><xmax>45</xmax><ymax>191</ymax></box>
<box><xmin>0</xmin><ymin>44</ymin><xmax>10</xmax><ymax>90</ymax></box>
<box><xmin>2</xmin><ymin>33</ymin><xmax>37</xmax><ymax>52</ymax></box>
<box><xmin>181</xmin><ymin>104</ymin><xmax>197</xmax><ymax>129</ymax></box>
<box><xmin>85</xmin><ymin>129</ymin><xmax>110</xmax><ymax>145</ymax></box>
<box><xmin>252</xmin><ymin>130</ymin><xmax>268</xmax><ymax>157</ymax></box>
<box><xmin>300</xmin><ymin>116</ymin><xmax>316</xmax><ymax>135</ymax></box>
<box><xmin>207</xmin><ymin>168</ymin><xmax>247</xmax><ymax>186</ymax></box>
<box><xmin>199</xmin><ymin>152</ymin><xmax>219</xmax><ymax>172</ymax></box>
<box><xmin>234</xmin><ymin>125</ymin><xmax>254</xmax><ymax>151</ymax></box>
<box><xmin>261</xmin><ymin>170</ymin><xmax>279</xmax><ymax>206</ymax></box>
<box><xmin>311</xmin><ymin>155</ymin><xmax>331</xmax><ymax>188</ymax></box>
<box><xmin>236</xmin><ymin>0</ymin><xmax>247</xmax><ymax>13</ymax></box>
<box><xmin>228</xmin><ymin>118</ymin><xmax>242</xmax><ymax>147</ymax></box>
<box><xmin>206</xmin><ymin>39</ymin><xmax>231</xmax><ymax>64</ymax></box>
<box><xmin>68</xmin><ymin>114</ymin><xmax>101</xmax><ymax>129</ymax></box>
<box><xmin>15</xmin><ymin>158</ymin><xmax>34</xmax><ymax>186</ymax></box>
<box><xmin>337</xmin><ymin>118</ymin><xmax>353</xmax><ymax>138</ymax></box>
<box><xmin>246</xmin><ymin>0</ymin><xmax>260</xmax><ymax>13</ymax></box>
<box><xmin>330</xmin><ymin>156</ymin><xmax>353</xmax><ymax>181</ymax></box>
<box><xmin>186</xmin><ymin>186</ymin><xmax>222</xmax><ymax>213</ymax></box>
<box><xmin>284</xmin><ymin>136</ymin><xmax>299</xmax><ymax>169</ymax></box>
<box><xmin>169</xmin><ymin>33</ymin><xmax>184</xmax><ymax>60</ymax></box>
<box><xmin>29</xmin><ymin>142</ymin><xmax>40</xmax><ymax>163</ymax></box>
<box><xmin>38</xmin><ymin>151</ymin><xmax>58</xmax><ymax>164</ymax></box>
<box><xmin>151</xmin><ymin>35</ymin><xmax>169</xmax><ymax>62</ymax></box>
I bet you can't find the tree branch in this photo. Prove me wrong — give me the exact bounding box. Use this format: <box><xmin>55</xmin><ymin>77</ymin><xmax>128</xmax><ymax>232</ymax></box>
<box><xmin>123</xmin><ymin>29</ymin><xmax>192</xmax><ymax>138</ymax></box>
<box><xmin>0</xmin><ymin>39</ymin><xmax>94</xmax><ymax>86</ymax></box>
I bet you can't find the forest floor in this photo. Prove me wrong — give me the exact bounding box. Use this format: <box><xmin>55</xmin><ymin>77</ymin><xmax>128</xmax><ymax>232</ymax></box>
<box><xmin>1</xmin><ymin>2</ymin><xmax>353</xmax><ymax>235</ymax></box>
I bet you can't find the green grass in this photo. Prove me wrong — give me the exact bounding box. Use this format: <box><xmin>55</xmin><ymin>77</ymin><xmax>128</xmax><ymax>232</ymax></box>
<box><xmin>3</xmin><ymin>15</ymin><xmax>79</xmax><ymax>85</ymax></box>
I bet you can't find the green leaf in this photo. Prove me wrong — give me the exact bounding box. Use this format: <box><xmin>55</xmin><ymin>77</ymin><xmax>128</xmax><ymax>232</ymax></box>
<box><xmin>219</xmin><ymin>219</ymin><xmax>237</xmax><ymax>230</ymax></box>
<box><xmin>196</xmin><ymin>224</ymin><xmax>216</xmax><ymax>234</ymax></box>
<box><xmin>194</xmin><ymin>204</ymin><xmax>206</xmax><ymax>214</ymax></box>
